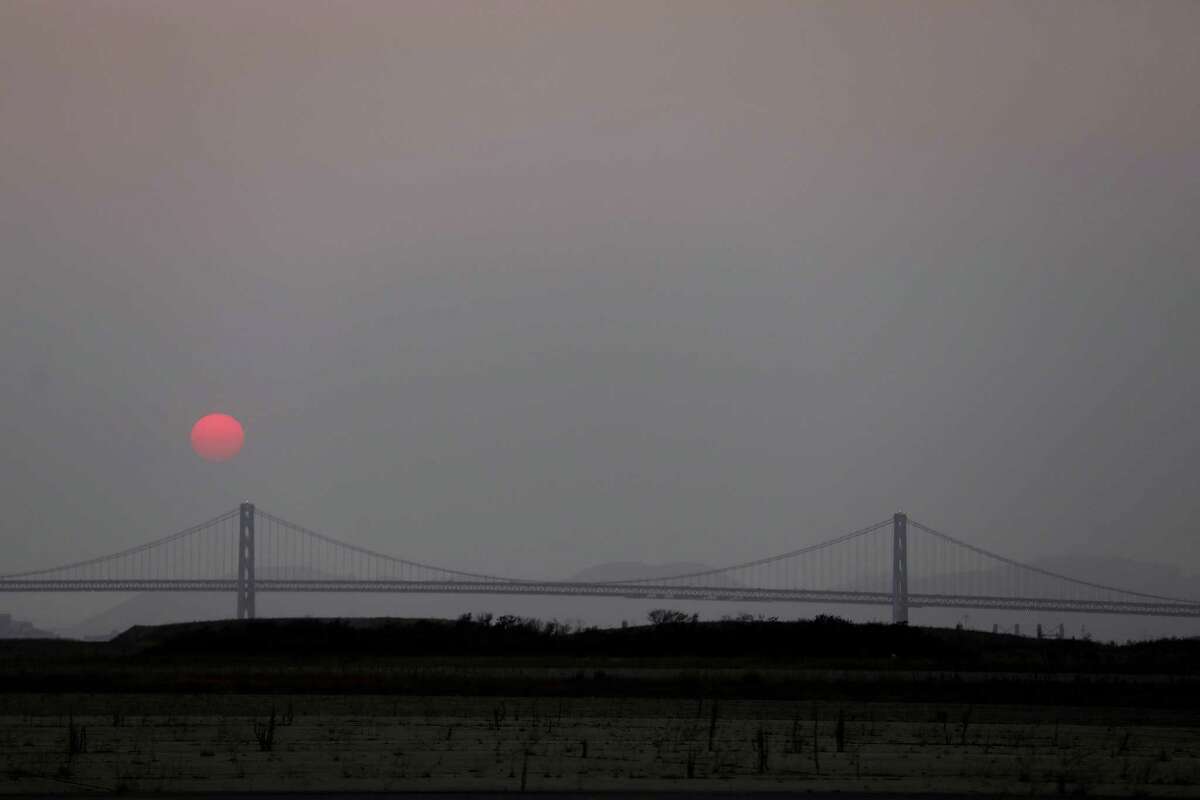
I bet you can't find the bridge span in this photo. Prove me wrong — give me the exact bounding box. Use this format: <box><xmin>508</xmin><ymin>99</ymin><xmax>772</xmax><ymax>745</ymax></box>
<box><xmin>3</xmin><ymin>504</ymin><xmax>1199</xmax><ymax>621</ymax></box>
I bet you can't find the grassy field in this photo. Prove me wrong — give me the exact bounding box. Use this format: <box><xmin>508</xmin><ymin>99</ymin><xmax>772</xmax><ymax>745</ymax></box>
<box><xmin>2</xmin><ymin>618</ymin><xmax>1198</xmax><ymax>794</ymax></box>
<box><xmin>3</xmin><ymin>693</ymin><xmax>1199</xmax><ymax>795</ymax></box>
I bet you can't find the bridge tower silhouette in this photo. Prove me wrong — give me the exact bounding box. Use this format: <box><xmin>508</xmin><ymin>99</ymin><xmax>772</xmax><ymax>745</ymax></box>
<box><xmin>236</xmin><ymin>502</ymin><xmax>256</xmax><ymax>620</ymax></box>
<box><xmin>892</xmin><ymin>512</ymin><xmax>908</xmax><ymax>624</ymax></box>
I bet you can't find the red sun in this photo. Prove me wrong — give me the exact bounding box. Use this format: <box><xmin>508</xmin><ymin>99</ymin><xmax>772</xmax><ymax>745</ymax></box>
<box><xmin>190</xmin><ymin>413</ymin><xmax>245</xmax><ymax>462</ymax></box>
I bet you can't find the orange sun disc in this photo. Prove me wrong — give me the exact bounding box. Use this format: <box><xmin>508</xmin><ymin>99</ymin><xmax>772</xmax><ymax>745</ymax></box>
<box><xmin>190</xmin><ymin>413</ymin><xmax>245</xmax><ymax>462</ymax></box>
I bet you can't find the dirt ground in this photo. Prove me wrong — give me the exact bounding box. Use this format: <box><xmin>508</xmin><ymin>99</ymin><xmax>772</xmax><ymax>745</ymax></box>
<box><xmin>2</xmin><ymin>694</ymin><xmax>1198</xmax><ymax>795</ymax></box>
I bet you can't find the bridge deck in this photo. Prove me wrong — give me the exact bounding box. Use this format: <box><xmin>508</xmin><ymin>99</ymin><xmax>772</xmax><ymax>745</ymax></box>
<box><xmin>3</xmin><ymin>579</ymin><xmax>1199</xmax><ymax>617</ymax></box>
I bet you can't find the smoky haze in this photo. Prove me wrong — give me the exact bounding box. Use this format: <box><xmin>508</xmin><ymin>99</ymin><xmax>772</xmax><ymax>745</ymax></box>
<box><xmin>1</xmin><ymin>1</ymin><xmax>1198</xmax><ymax>632</ymax></box>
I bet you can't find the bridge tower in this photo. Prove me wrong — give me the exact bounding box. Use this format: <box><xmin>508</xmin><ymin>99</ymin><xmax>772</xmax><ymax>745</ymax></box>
<box><xmin>892</xmin><ymin>512</ymin><xmax>908</xmax><ymax>624</ymax></box>
<box><xmin>236</xmin><ymin>502</ymin><xmax>256</xmax><ymax>620</ymax></box>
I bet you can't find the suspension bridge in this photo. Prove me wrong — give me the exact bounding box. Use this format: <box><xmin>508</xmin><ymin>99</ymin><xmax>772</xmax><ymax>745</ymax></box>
<box><xmin>2</xmin><ymin>504</ymin><xmax>1198</xmax><ymax>622</ymax></box>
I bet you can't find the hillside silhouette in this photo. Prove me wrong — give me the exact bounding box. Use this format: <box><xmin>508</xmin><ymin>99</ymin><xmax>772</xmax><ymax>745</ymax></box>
<box><xmin>6</xmin><ymin>615</ymin><xmax>1200</xmax><ymax>706</ymax></box>
<box><xmin>49</xmin><ymin>613</ymin><xmax>1200</xmax><ymax>672</ymax></box>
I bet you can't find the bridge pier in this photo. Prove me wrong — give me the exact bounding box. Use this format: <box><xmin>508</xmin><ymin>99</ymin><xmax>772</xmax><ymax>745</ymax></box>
<box><xmin>892</xmin><ymin>512</ymin><xmax>908</xmax><ymax>624</ymax></box>
<box><xmin>237</xmin><ymin>502</ymin><xmax>256</xmax><ymax>620</ymax></box>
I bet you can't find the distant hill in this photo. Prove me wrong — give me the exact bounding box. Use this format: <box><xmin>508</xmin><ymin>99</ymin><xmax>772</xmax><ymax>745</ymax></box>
<box><xmin>6</xmin><ymin>617</ymin><xmax>1200</xmax><ymax>715</ymax></box>
<box><xmin>569</xmin><ymin>561</ymin><xmax>716</xmax><ymax>582</ymax></box>
<box><xmin>23</xmin><ymin>615</ymin><xmax>1200</xmax><ymax>680</ymax></box>
<box><xmin>1033</xmin><ymin>555</ymin><xmax>1200</xmax><ymax>600</ymax></box>
<box><xmin>0</xmin><ymin>613</ymin><xmax>56</xmax><ymax>639</ymax></box>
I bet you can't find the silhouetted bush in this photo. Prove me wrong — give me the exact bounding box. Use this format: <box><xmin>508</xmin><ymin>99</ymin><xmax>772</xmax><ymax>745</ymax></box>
<box><xmin>253</xmin><ymin>708</ymin><xmax>276</xmax><ymax>751</ymax></box>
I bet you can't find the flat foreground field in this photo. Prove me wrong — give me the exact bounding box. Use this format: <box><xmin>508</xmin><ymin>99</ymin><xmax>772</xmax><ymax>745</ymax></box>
<box><xmin>2</xmin><ymin>694</ymin><xmax>1198</xmax><ymax>796</ymax></box>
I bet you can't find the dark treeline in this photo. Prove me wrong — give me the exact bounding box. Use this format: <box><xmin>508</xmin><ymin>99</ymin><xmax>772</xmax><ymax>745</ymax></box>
<box><xmin>3</xmin><ymin>614</ymin><xmax>1200</xmax><ymax>704</ymax></box>
<box><xmin>94</xmin><ymin>611</ymin><xmax>1200</xmax><ymax>674</ymax></box>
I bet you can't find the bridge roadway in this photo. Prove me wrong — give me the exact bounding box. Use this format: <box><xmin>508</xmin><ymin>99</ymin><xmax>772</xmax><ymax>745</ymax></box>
<box><xmin>3</xmin><ymin>578</ymin><xmax>1200</xmax><ymax>617</ymax></box>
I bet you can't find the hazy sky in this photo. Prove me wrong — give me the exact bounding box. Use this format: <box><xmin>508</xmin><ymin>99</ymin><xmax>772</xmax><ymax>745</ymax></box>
<box><xmin>2</xmin><ymin>1</ymin><xmax>1198</xmax><ymax>620</ymax></box>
